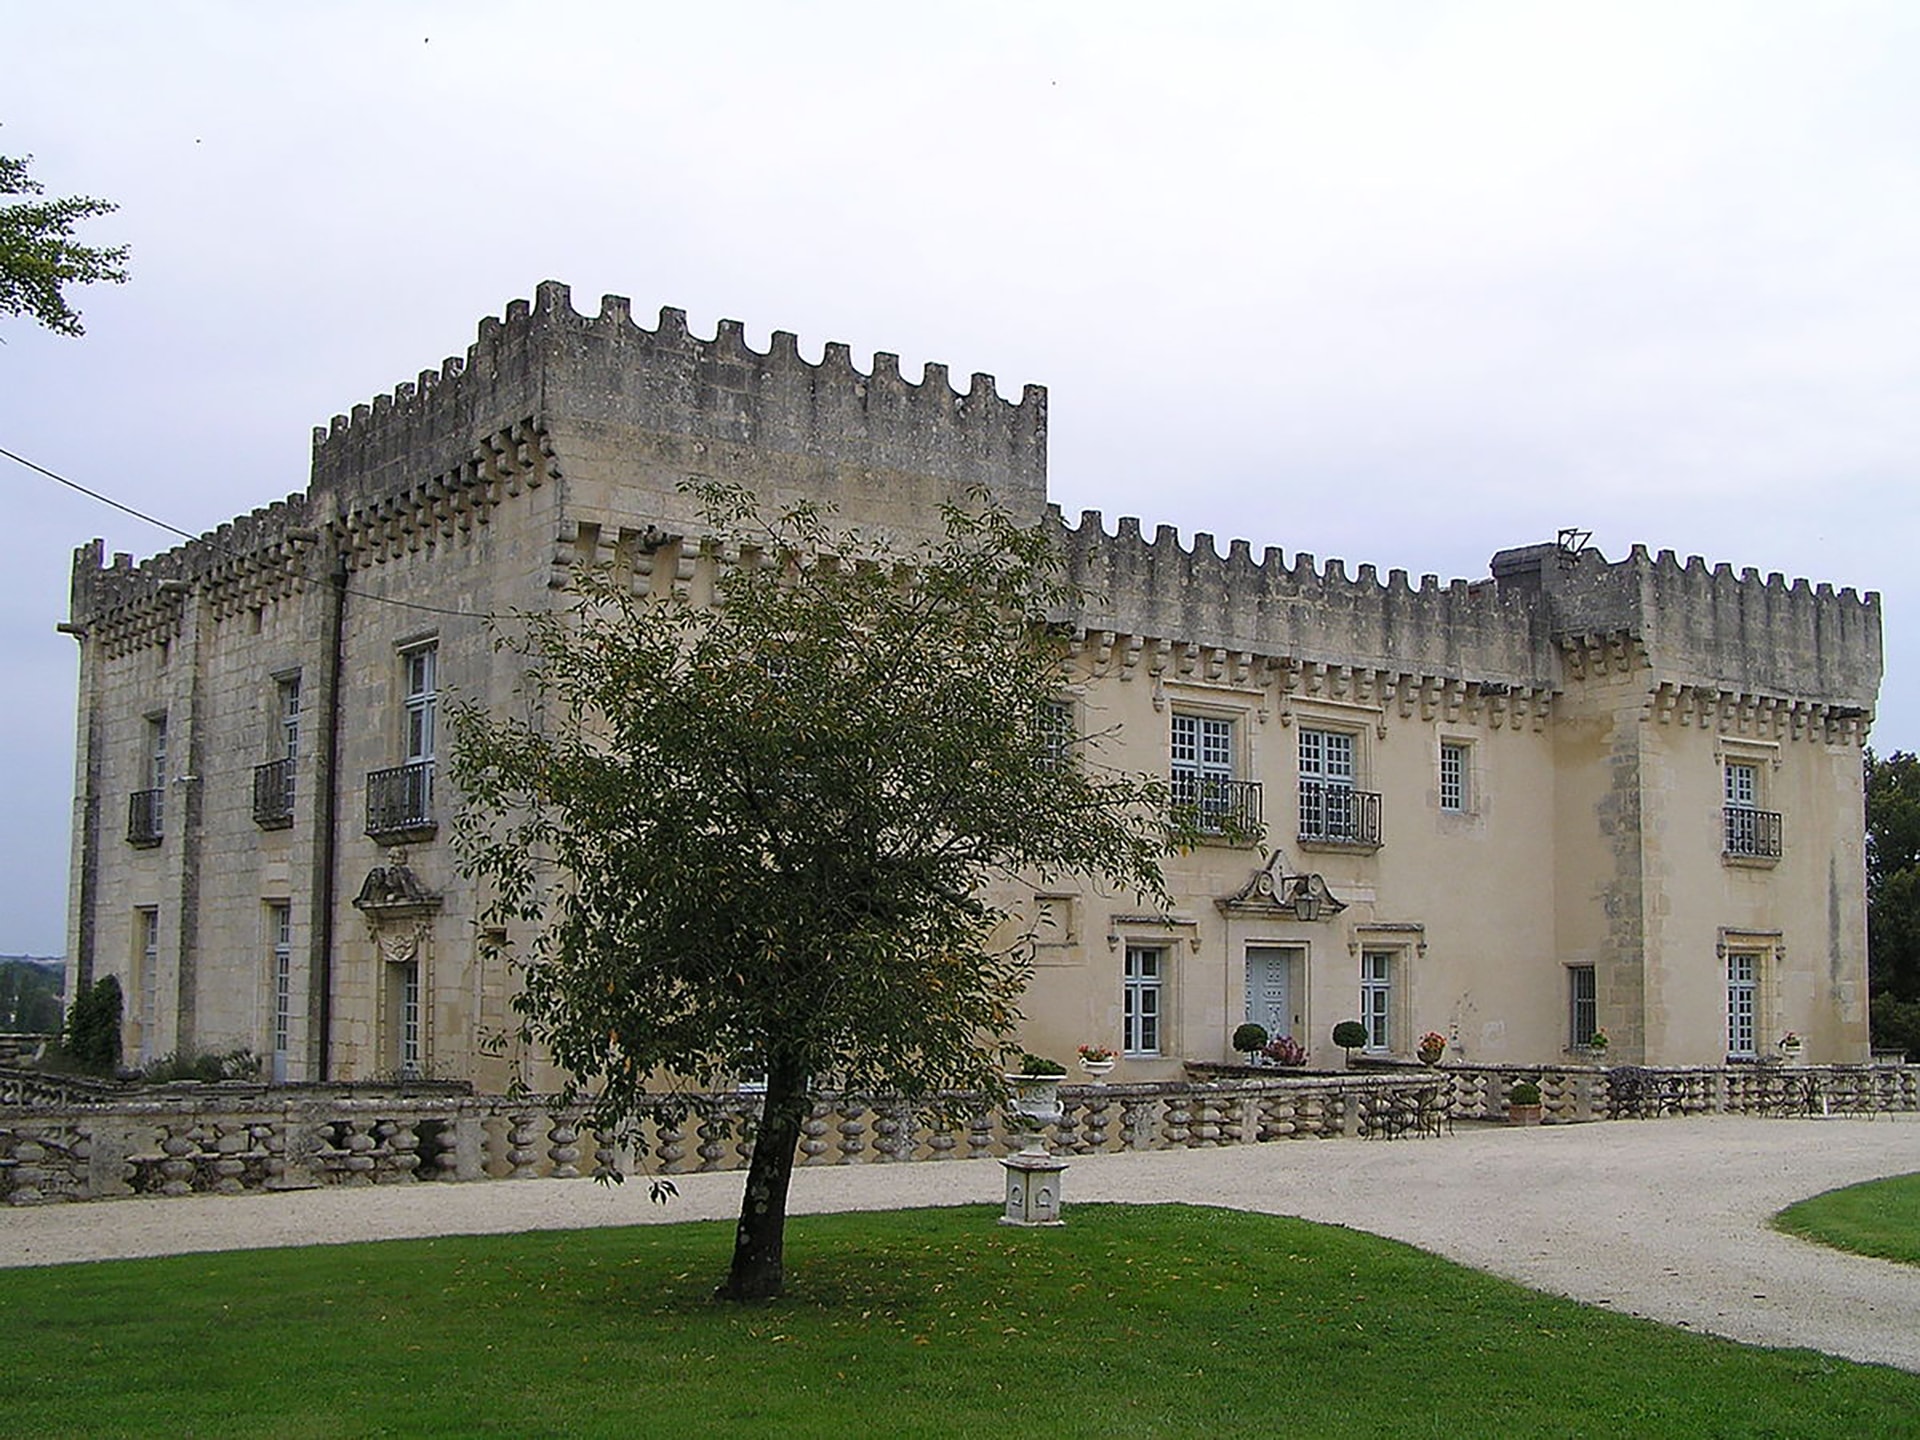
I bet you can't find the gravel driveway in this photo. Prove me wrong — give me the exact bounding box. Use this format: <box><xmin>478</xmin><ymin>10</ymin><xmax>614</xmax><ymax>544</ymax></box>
<box><xmin>6</xmin><ymin>1114</ymin><xmax>1917</xmax><ymax>1371</ymax></box>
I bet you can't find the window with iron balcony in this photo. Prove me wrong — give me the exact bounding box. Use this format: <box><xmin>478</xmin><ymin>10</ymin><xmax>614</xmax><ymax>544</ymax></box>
<box><xmin>1298</xmin><ymin>727</ymin><xmax>1381</xmax><ymax>848</ymax></box>
<box><xmin>1170</xmin><ymin>713</ymin><xmax>1261</xmax><ymax>841</ymax></box>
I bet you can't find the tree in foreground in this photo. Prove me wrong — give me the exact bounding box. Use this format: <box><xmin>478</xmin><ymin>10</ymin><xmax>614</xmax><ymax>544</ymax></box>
<box><xmin>451</xmin><ymin>488</ymin><xmax>1174</xmax><ymax>1301</ymax></box>
<box><xmin>0</xmin><ymin>149</ymin><xmax>130</xmax><ymax>336</ymax></box>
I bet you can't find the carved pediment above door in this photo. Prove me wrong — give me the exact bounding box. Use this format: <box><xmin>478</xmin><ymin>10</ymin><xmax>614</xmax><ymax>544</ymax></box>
<box><xmin>1217</xmin><ymin>851</ymin><xmax>1346</xmax><ymax>923</ymax></box>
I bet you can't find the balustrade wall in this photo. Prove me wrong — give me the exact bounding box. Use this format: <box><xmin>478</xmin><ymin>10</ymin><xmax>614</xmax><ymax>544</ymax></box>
<box><xmin>3</xmin><ymin>1064</ymin><xmax>1914</xmax><ymax>1205</ymax></box>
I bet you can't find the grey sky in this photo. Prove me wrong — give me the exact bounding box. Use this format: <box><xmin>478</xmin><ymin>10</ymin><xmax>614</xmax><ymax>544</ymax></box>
<box><xmin>4</xmin><ymin>2</ymin><xmax>1916</xmax><ymax>955</ymax></box>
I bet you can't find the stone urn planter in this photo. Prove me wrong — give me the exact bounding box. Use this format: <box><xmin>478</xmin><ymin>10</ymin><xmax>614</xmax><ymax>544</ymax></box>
<box><xmin>1077</xmin><ymin>1045</ymin><xmax>1117</xmax><ymax>1083</ymax></box>
<box><xmin>1006</xmin><ymin>1061</ymin><xmax>1067</xmax><ymax>1154</ymax></box>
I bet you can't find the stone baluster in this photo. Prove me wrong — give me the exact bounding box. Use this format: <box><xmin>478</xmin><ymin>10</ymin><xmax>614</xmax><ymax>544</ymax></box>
<box><xmin>6</xmin><ymin>1125</ymin><xmax>47</xmax><ymax>1205</ymax></box>
<box><xmin>1121</xmin><ymin>1096</ymin><xmax>1156</xmax><ymax>1150</ymax></box>
<box><xmin>506</xmin><ymin>1111</ymin><xmax>543</xmax><ymax>1179</ymax></box>
<box><xmin>835</xmin><ymin>1101</ymin><xmax>867</xmax><ymax>1164</ymax></box>
<box><xmin>966</xmin><ymin>1108</ymin><xmax>996</xmax><ymax>1160</ymax></box>
<box><xmin>435</xmin><ymin>1120</ymin><xmax>463</xmax><ymax>1180</ymax></box>
<box><xmin>871</xmin><ymin>1102</ymin><xmax>904</xmax><ymax>1162</ymax></box>
<box><xmin>925</xmin><ymin>1110</ymin><xmax>958</xmax><ymax>1160</ymax></box>
<box><xmin>731</xmin><ymin>1106</ymin><xmax>757</xmax><ymax>1170</ymax></box>
<box><xmin>339</xmin><ymin>1119</ymin><xmax>376</xmax><ymax>1184</ymax></box>
<box><xmin>695</xmin><ymin>1109</ymin><xmax>728</xmax><ymax>1171</ymax></box>
<box><xmin>211</xmin><ymin>1121</ymin><xmax>249</xmax><ymax>1193</ymax></box>
<box><xmin>1049</xmin><ymin>1098</ymin><xmax>1079</xmax><ymax>1155</ymax></box>
<box><xmin>800</xmin><ymin>1103</ymin><xmax>833</xmax><ymax>1165</ymax></box>
<box><xmin>654</xmin><ymin>1112</ymin><xmax>686</xmax><ymax>1173</ymax></box>
<box><xmin>1297</xmin><ymin>1087</ymin><xmax>1325</xmax><ymax>1137</ymax></box>
<box><xmin>546</xmin><ymin>1115</ymin><xmax>581</xmax><ymax>1179</ymax></box>
<box><xmin>158</xmin><ymin>1125</ymin><xmax>199</xmax><ymax>1196</ymax></box>
<box><xmin>381</xmin><ymin>1118</ymin><xmax>422</xmax><ymax>1181</ymax></box>
<box><xmin>1161</xmin><ymin>1095</ymin><xmax>1191</xmax><ymax>1148</ymax></box>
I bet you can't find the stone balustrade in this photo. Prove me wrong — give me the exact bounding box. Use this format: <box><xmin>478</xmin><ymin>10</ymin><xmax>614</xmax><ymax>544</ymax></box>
<box><xmin>3</xmin><ymin>1064</ymin><xmax>1914</xmax><ymax>1206</ymax></box>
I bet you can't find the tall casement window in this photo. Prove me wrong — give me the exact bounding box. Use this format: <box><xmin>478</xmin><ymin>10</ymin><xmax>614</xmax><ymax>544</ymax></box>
<box><xmin>268</xmin><ymin>903</ymin><xmax>292</xmax><ymax>1080</ymax></box>
<box><xmin>1300</xmin><ymin>727</ymin><xmax>1379</xmax><ymax>844</ymax></box>
<box><xmin>1439</xmin><ymin>742</ymin><xmax>1469</xmax><ymax>813</ymax></box>
<box><xmin>254</xmin><ymin>676</ymin><xmax>300</xmax><ymax>827</ymax></box>
<box><xmin>129</xmin><ymin>714</ymin><xmax>167</xmax><ymax>845</ymax></box>
<box><xmin>1723</xmin><ymin>760</ymin><xmax>1781</xmax><ymax>859</ymax></box>
<box><xmin>405</xmin><ymin>645</ymin><xmax>438</xmax><ymax>764</ymax></box>
<box><xmin>1040</xmin><ymin>700</ymin><xmax>1075</xmax><ymax>771</ymax></box>
<box><xmin>1360</xmin><ymin>950</ymin><xmax>1394</xmax><ymax>1052</ymax></box>
<box><xmin>1171</xmin><ymin>713</ymin><xmax>1239</xmax><ymax>834</ymax></box>
<box><xmin>1568</xmin><ymin>965</ymin><xmax>1597</xmax><ymax>1049</ymax></box>
<box><xmin>1727</xmin><ymin>953</ymin><xmax>1759</xmax><ymax>1058</ymax></box>
<box><xmin>369</xmin><ymin>643</ymin><xmax>438</xmax><ymax>839</ymax></box>
<box><xmin>1123</xmin><ymin>945</ymin><xmax>1165</xmax><ymax>1056</ymax></box>
<box><xmin>398</xmin><ymin>962</ymin><xmax>422</xmax><ymax>1078</ymax></box>
<box><xmin>135</xmin><ymin>906</ymin><xmax>159</xmax><ymax>1064</ymax></box>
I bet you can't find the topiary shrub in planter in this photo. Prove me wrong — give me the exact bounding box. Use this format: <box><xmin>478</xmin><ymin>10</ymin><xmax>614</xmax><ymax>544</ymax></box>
<box><xmin>1332</xmin><ymin>1020</ymin><xmax>1368</xmax><ymax>1066</ymax></box>
<box><xmin>1232</xmin><ymin>1023</ymin><xmax>1269</xmax><ymax>1063</ymax></box>
<box><xmin>1507</xmin><ymin>1079</ymin><xmax>1544</xmax><ymax>1126</ymax></box>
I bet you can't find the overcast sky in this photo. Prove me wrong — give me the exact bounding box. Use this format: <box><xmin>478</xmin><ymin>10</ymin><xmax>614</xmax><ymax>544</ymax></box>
<box><xmin>4</xmin><ymin>2</ymin><xmax>1916</xmax><ymax>956</ymax></box>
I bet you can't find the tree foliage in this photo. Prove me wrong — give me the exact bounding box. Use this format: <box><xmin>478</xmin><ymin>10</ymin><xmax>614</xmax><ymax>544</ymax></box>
<box><xmin>451</xmin><ymin>488</ymin><xmax>1175</xmax><ymax>1299</ymax></box>
<box><xmin>0</xmin><ymin>151</ymin><xmax>130</xmax><ymax>337</ymax></box>
<box><xmin>1867</xmin><ymin>749</ymin><xmax>1920</xmax><ymax>1004</ymax></box>
<box><xmin>61</xmin><ymin>974</ymin><xmax>123</xmax><ymax>1076</ymax></box>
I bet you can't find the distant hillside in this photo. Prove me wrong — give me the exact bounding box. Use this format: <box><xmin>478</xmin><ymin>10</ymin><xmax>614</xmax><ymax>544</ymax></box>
<box><xmin>0</xmin><ymin>957</ymin><xmax>64</xmax><ymax>1033</ymax></box>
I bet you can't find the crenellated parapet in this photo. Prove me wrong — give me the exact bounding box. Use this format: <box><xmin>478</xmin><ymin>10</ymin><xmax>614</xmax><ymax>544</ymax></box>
<box><xmin>1050</xmin><ymin>513</ymin><xmax>1882</xmax><ymax>723</ymax></box>
<box><xmin>1051</xmin><ymin>508</ymin><xmax>1551</xmax><ymax>692</ymax></box>
<box><xmin>1499</xmin><ymin>542</ymin><xmax>1882</xmax><ymax>714</ymax></box>
<box><xmin>311</xmin><ymin>280</ymin><xmax>1048</xmax><ymax>526</ymax></box>
<box><xmin>69</xmin><ymin>495</ymin><xmax>320</xmax><ymax>654</ymax></box>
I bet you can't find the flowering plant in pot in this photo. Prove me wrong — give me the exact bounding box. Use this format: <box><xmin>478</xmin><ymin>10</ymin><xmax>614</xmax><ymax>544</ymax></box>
<box><xmin>1263</xmin><ymin>1034</ymin><xmax>1308</xmax><ymax>1067</ymax></box>
<box><xmin>1417</xmin><ymin>1031</ymin><xmax>1447</xmax><ymax>1066</ymax></box>
<box><xmin>1586</xmin><ymin>1027</ymin><xmax>1609</xmax><ymax>1055</ymax></box>
<box><xmin>1077</xmin><ymin>1043</ymin><xmax>1116</xmax><ymax>1080</ymax></box>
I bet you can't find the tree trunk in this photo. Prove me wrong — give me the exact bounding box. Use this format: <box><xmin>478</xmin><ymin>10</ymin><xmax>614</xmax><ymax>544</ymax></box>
<box><xmin>716</xmin><ymin>1051</ymin><xmax>810</xmax><ymax>1301</ymax></box>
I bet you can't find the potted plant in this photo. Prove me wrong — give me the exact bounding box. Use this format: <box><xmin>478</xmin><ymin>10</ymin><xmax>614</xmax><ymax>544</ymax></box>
<box><xmin>1076</xmin><ymin>1043</ymin><xmax>1116</xmax><ymax>1081</ymax></box>
<box><xmin>1262</xmin><ymin>1034</ymin><xmax>1307</xmax><ymax>1067</ymax></box>
<box><xmin>1585</xmin><ymin>1027</ymin><xmax>1610</xmax><ymax>1059</ymax></box>
<box><xmin>1507</xmin><ymin>1079</ymin><xmax>1544</xmax><ymax>1126</ymax></box>
<box><xmin>1232</xmin><ymin>1022</ymin><xmax>1269</xmax><ymax>1065</ymax></box>
<box><xmin>1417</xmin><ymin>1031</ymin><xmax>1447</xmax><ymax>1066</ymax></box>
<box><xmin>1332</xmin><ymin>1020</ymin><xmax>1368</xmax><ymax>1066</ymax></box>
<box><xmin>1779</xmin><ymin>1031</ymin><xmax>1804</xmax><ymax>1064</ymax></box>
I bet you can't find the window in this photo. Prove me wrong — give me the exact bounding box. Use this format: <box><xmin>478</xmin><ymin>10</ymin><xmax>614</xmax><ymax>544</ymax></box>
<box><xmin>1301</xmin><ymin>727</ymin><xmax>1381</xmax><ymax>845</ymax></box>
<box><xmin>1040</xmin><ymin>700</ymin><xmax>1074</xmax><ymax>771</ymax></box>
<box><xmin>1123</xmin><ymin>945</ymin><xmax>1164</xmax><ymax>1056</ymax></box>
<box><xmin>1568</xmin><ymin>965</ymin><xmax>1597</xmax><ymax>1049</ymax></box>
<box><xmin>404</xmin><ymin>645</ymin><xmax>438</xmax><ymax>764</ymax></box>
<box><xmin>135</xmin><ymin>907</ymin><xmax>159</xmax><ymax>1065</ymax></box>
<box><xmin>254</xmin><ymin>676</ymin><xmax>300</xmax><ymax>827</ymax></box>
<box><xmin>1439</xmin><ymin>742</ymin><xmax>1469</xmax><ymax>813</ymax></box>
<box><xmin>1727</xmin><ymin>953</ymin><xmax>1758</xmax><ymax>1058</ymax></box>
<box><xmin>369</xmin><ymin>644</ymin><xmax>437</xmax><ymax>838</ymax></box>
<box><xmin>1360</xmin><ymin>951</ymin><xmax>1394</xmax><ymax>1052</ymax></box>
<box><xmin>280</xmin><ymin>675</ymin><xmax>302</xmax><ymax>764</ymax></box>
<box><xmin>269</xmin><ymin>903</ymin><xmax>292</xmax><ymax>1077</ymax></box>
<box><xmin>129</xmin><ymin>715</ymin><xmax>167</xmax><ymax>845</ymax></box>
<box><xmin>1171</xmin><ymin>713</ymin><xmax>1258</xmax><ymax>835</ymax></box>
<box><xmin>1723</xmin><ymin>760</ymin><xmax>1781</xmax><ymax>859</ymax></box>
<box><xmin>398</xmin><ymin>962</ymin><xmax>421</xmax><ymax>1078</ymax></box>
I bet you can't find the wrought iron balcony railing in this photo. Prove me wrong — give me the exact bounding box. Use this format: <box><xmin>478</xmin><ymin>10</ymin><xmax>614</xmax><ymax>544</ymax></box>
<box><xmin>367</xmin><ymin>760</ymin><xmax>435</xmax><ymax>839</ymax></box>
<box><xmin>1298</xmin><ymin>781</ymin><xmax>1383</xmax><ymax>847</ymax></box>
<box><xmin>127</xmin><ymin>788</ymin><xmax>164</xmax><ymax>847</ymax></box>
<box><xmin>1723</xmin><ymin>806</ymin><xmax>1782</xmax><ymax>860</ymax></box>
<box><xmin>253</xmin><ymin>759</ymin><xmax>295</xmax><ymax>828</ymax></box>
<box><xmin>1170</xmin><ymin>773</ymin><xmax>1262</xmax><ymax>839</ymax></box>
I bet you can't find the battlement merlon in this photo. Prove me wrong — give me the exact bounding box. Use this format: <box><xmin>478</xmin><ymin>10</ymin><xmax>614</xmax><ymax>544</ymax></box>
<box><xmin>309</xmin><ymin>280</ymin><xmax>1049</xmax><ymax>528</ymax></box>
<box><xmin>1050</xmin><ymin>511</ymin><xmax>1882</xmax><ymax>711</ymax></box>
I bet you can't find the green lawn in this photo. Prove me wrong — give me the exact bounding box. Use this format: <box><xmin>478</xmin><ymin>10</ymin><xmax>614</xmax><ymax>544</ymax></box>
<box><xmin>1775</xmin><ymin>1171</ymin><xmax>1920</xmax><ymax>1267</ymax></box>
<box><xmin>11</xmin><ymin>1203</ymin><xmax>1917</xmax><ymax>1438</ymax></box>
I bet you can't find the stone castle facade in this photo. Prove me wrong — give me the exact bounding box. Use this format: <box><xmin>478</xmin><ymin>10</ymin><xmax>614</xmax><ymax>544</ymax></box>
<box><xmin>63</xmin><ymin>282</ymin><xmax>1883</xmax><ymax>1088</ymax></box>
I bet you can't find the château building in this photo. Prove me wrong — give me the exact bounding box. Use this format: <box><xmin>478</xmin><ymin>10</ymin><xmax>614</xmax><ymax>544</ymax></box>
<box><xmin>63</xmin><ymin>283</ymin><xmax>1882</xmax><ymax>1089</ymax></box>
